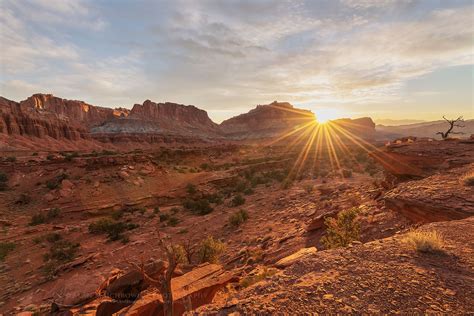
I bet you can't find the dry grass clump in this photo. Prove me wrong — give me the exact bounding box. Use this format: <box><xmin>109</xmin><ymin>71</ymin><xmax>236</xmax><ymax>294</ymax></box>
<box><xmin>461</xmin><ymin>171</ymin><xmax>474</xmax><ymax>186</ymax></box>
<box><xmin>240</xmin><ymin>267</ymin><xmax>277</xmax><ymax>288</ymax></box>
<box><xmin>404</xmin><ymin>230</ymin><xmax>444</xmax><ymax>253</ymax></box>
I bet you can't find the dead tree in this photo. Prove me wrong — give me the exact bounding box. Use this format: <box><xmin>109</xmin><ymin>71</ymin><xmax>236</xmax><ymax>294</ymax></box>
<box><xmin>129</xmin><ymin>232</ymin><xmax>178</xmax><ymax>316</ymax></box>
<box><xmin>183</xmin><ymin>238</ymin><xmax>196</xmax><ymax>264</ymax></box>
<box><xmin>436</xmin><ymin>116</ymin><xmax>465</xmax><ymax>139</ymax></box>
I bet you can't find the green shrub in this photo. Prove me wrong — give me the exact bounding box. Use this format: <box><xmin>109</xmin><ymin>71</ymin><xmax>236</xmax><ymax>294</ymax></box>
<box><xmin>170</xmin><ymin>207</ymin><xmax>180</xmax><ymax>214</ymax></box>
<box><xmin>183</xmin><ymin>198</ymin><xmax>213</xmax><ymax>215</ymax></box>
<box><xmin>45</xmin><ymin>233</ymin><xmax>62</xmax><ymax>243</ymax></box>
<box><xmin>63</xmin><ymin>152</ymin><xmax>79</xmax><ymax>161</ymax></box>
<box><xmin>0</xmin><ymin>242</ymin><xmax>16</xmax><ymax>261</ymax></box>
<box><xmin>88</xmin><ymin>219</ymin><xmax>138</xmax><ymax>242</ymax></box>
<box><xmin>197</xmin><ymin>236</ymin><xmax>226</xmax><ymax>264</ymax></box>
<box><xmin>168</xmin><ymin>216</ymin><xmax>180</xmax><ymax>227</ymax></box>
<box><xmin>47</xmin><ymin>208</ymin><xmax>60</xmax><ymax>218</ymax></box>
<box><xmin>101</xmin><ymin>150</ymin><xmax>116</xmax><ymax>156</ymax></box>
<box><xmin>29</xmin><ymin>208</ymin><xmax>60</xmax><ymax>226</ymax></box>
<box><xmin>200</xmin><ymin>163</ymin><xmax>210</xmax><ymax>170</ymax></box>
<box><xmin>186</xmin><ymin>183</ymin><xmax>197</xmax><ymax>195</ymax></box>
<box><xmin>231</xmin><ymin>195</ymin><xmax>245</xmax><ymax>207</ymax></box>
<box><xmin>15</xmin><ymin>193</ymin><xmax>31</xmax><ymax>205</ymax></box>
<box><xmin>29</xmin><ymin>214</ymin><xmax>46</xmax><ymax>226</ymax></box>
<box><xmin>111</xmin><ymin>209</ymin><xmax>124</xmax><ymax>220</ymax></box>
<box><xmin>342</xmin><ymin>169</ymin><xmax>352</xmax><ymax>178</ymax></box>
<box><xmin>243</xmin><ymin>187</ymin><xmax>254</xmax><ymax>195</ymax></box>
<box><xmin>0</xmin><ymin>172</ymin><xmax>7</xmax><ymax>183</ymax></box>
<box><xmin>43</xmin><ymin>240</ymin><xmax>79</xmax><ymax>263</ymax></box>
<box><xmin>46</xmin><ymin>154</ymin><xmax>54</xmax><ymax>160</ymax></box>
<box><xmin>203</xmin><ymin>193</ymin><xmax>223</xmax><ymax>204</ymax></box>
<box><xmin>159</xmin><ymin>213</ymin><xmax>170</xmax><ymax>223</ymax></box>
<box><xmin>229</xmin><ymin>209</ymin><xmax>249</xmax><ymax>227</ymax></box>
<box><xmin>45</xmin><ymin>173</ymin><xmax>68</xmax><ymax>190</ymax></box>
<box><xmin>6</xmin><ymin>156</ymin><xmax>16</xmax><ymax>162</ymax></box>
<box><xmin>321</xmin><ymin>208</ymin><xmax>360</xmax><ymax>249</ymax></box>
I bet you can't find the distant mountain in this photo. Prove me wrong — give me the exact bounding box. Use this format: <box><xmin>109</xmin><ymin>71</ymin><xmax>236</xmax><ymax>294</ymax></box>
<box><xmin>376</xmin><ymin>119</ymin><xmax>474</xmax><ymax>140</ymax></box>
<box><xmin>219</xmin><ymin>101</ymin><xmax>315</xmax><ymax>139</ymax></box>
<box><xmin>374</xmin><ymin>118</ymin><xmax>426</xmax><ymax>126</ymax></box>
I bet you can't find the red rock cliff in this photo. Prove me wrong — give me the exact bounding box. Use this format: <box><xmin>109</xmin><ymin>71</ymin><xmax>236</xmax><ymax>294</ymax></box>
<box><xmin>219</xmin><ymin>101</ymin><xmax>315</xmax><ymax>139</ymax></box>
<box><xmin>19</xmin><ymin>94</ymin><xmax>129</xmax><ymax>128</ymax></box>
<box><xmin>129</xmin><ymin>100</ymin><xmax>218</xmax><ymax>132</ymax></box>
<box><xmin>0</xmin><ymin>96</ymin><xmax>87</xmax><ymax>140</ymax></box>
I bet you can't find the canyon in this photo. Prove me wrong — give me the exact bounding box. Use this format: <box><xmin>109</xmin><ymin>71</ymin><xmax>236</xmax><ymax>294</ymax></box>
<box><xmin>0</xmin><ymin>94</ymin><xmax>473</xmax><ymax>315</ymax></box>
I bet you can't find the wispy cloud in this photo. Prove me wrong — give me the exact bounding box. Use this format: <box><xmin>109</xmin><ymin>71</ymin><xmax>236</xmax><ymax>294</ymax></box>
<box><xmin>0</xmin><ymin>0</ymin><xmax>472</xmax><ymax>121</ymax></box>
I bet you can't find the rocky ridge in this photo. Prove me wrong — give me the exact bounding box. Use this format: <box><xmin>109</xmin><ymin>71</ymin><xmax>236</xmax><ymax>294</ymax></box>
<box><xmin>1</xmin><ymin>95</ymin><xmax>380</xmax><ymax>148</ymax></box>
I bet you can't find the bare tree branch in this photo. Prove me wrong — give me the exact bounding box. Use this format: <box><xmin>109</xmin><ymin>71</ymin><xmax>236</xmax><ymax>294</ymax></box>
<box><xmin>436</xmin><ymin>116</ymin><xmax>465</xmax><ymax>139</ymax></box>
<box><xmin>128</xmin><ymin>230</ymin><xmax>178</xmax><ymax>316</ymax></box>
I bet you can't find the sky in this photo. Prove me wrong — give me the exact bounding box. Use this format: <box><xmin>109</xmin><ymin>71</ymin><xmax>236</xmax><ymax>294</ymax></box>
<box><xmin>0</xmin><ymin>0</ymin><xmax>473</xmax><ymax>123</ymax></box>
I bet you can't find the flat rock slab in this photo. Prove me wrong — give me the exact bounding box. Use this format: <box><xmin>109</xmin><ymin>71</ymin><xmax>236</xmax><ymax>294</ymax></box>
<box><xmin>118</xmin><ymin>263</ymin><xmax>236</xmax><ymax>316</ymax></box>
<box><xmin>275</xmin><ymin>247</ymin><xmax>318</xmax><ymax>268</ymax></box>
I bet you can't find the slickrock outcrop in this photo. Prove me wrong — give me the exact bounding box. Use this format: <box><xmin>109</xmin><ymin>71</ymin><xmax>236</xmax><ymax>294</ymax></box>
<box><xmin>383</xmin><ymin>164</ymin><xmax>474</xmax><ymax>222</ymax></box>
<box><xmin>371</xmin><ymin>139</ymin><xmax>474</xmax><ymax>180</ymax></box>
<box><xmin>197</xmin><ymin>217</ymin><xmax>474</xmax><ymax>314</ymax></box>
<box><xmin>372</xmin><ymin>139</ymin><xmax>474</xmax><ymax>222</ymax></box>
<box><xmin>219</xmin><ymin>101</ymin><xmax>315</xmax><ymax>139</ymax></box>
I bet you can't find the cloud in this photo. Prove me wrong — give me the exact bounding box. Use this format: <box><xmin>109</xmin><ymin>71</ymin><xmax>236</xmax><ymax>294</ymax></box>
<box><xmin>0</xmin><ymin>0</ymin><xmax>473</xmax><ymax>120</ymax></box>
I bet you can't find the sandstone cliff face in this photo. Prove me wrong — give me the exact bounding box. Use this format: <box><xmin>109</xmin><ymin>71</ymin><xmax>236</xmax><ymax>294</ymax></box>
<box><xmin>20</xmin><ymin>94</ymin><xmax>129</xmax><ymax>128</ymax></box>
<box><xmin>0</xmin><ymin>96</ymin><xmax>87</xmax><ymax>141</ymax></box>
<box><xmin>90</xmin><ymin>100</ymin><xmax>221</xmax><ymax>142</ymax></box>
<box><xmin>219</xmin><ymin>101</ymin><xmax>315</xmax><ymax>139</ymax></box>
<box><xmin>130</xmin><ymin>100</ymin><xmax>217</xmax><ymax>132</ymax></box>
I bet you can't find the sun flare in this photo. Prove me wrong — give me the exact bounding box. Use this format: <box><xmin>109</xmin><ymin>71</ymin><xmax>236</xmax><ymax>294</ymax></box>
<box><xmin>313</xmin><ymin>108</ymin><xmax>345</xmax><ymax>124</ymax></box>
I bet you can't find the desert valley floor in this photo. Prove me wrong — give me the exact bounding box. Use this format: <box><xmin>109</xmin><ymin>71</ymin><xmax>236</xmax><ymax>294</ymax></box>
<box><xmin>0</xmin><ymin>138</ymin><xmax>473</xmax><ymax>315</ymax></box>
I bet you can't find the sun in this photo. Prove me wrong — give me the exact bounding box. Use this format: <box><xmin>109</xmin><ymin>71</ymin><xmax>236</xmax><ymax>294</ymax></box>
<box><xmin>314</xmin><ymin>108</ymin><xmax>345</xmax><ymax>124</ymax></box>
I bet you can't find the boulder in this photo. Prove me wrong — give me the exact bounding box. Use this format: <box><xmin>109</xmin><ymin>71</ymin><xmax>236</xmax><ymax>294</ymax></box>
<box><xmin>274</xmin><ymin>247</ymin><xmax>318</xmax><ymax>268</ymax></box>
<box><xmin>119</xmin><ymin>171</ymin><xmax>130</xmax><ymax>179</ymax></box>
<box><xmin>121</xmin><ymin>263</ymin><xmax>237</xmax><ymax>316</ymax></box>
<box><xmin>306</xmin><ymin>210</ymin><xmax>338</xmax><ymax>231</ymax></box>
<box><xmin>105</xmin><ymin>260</ymin><xmax>168</xmax><ymax>301</ymax></box>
